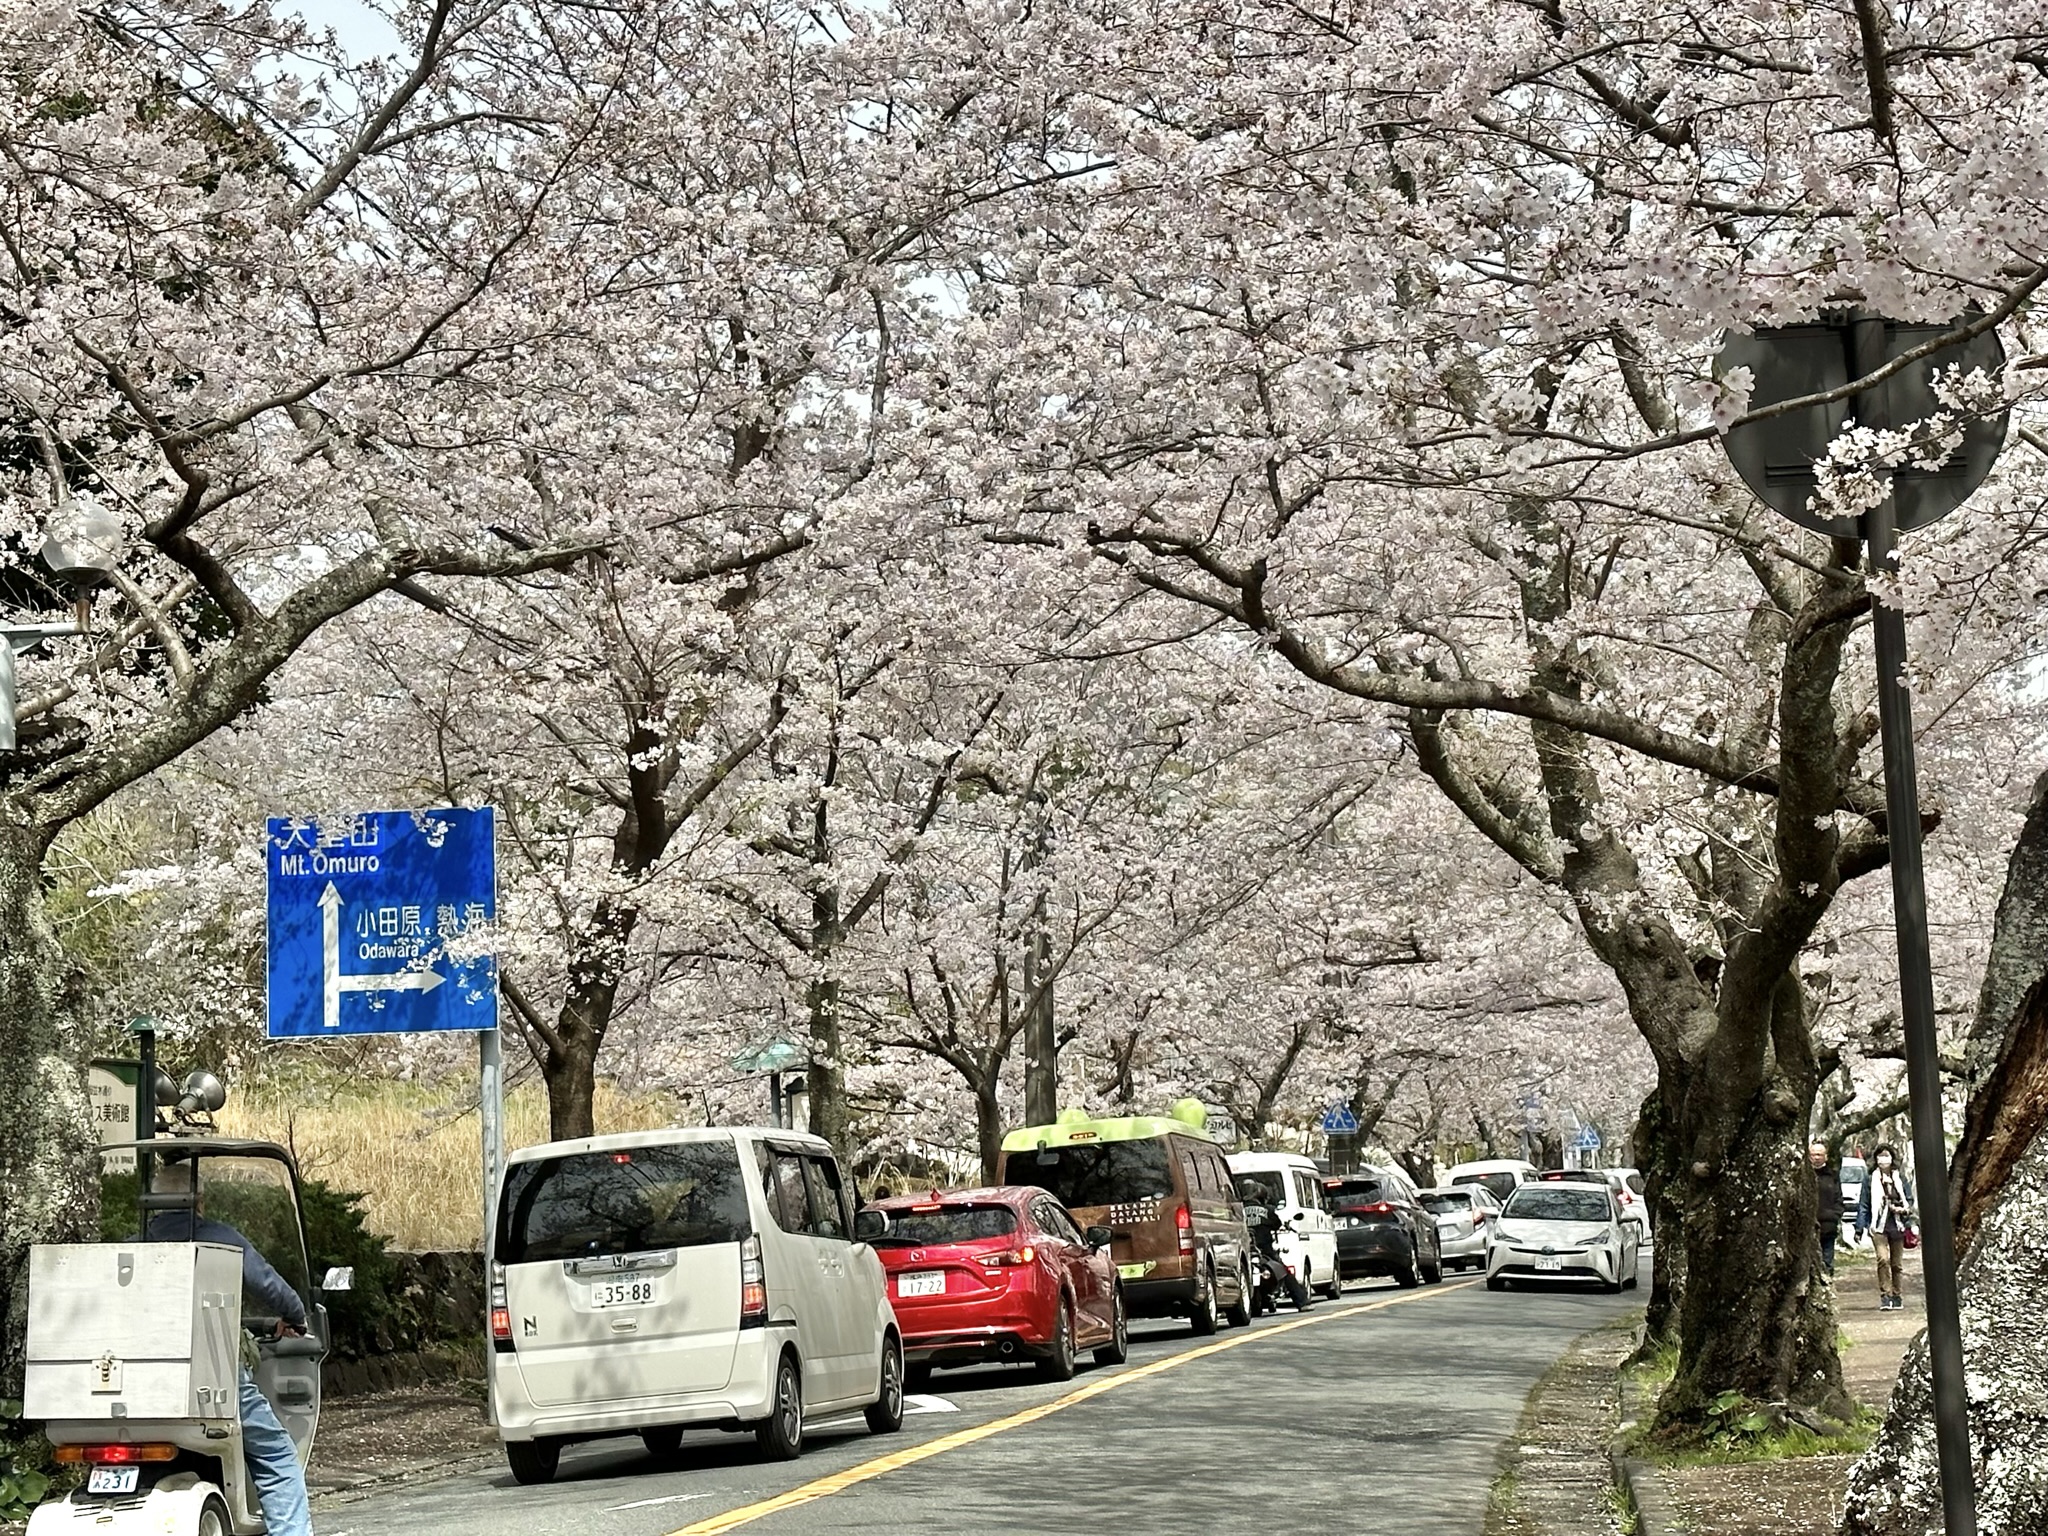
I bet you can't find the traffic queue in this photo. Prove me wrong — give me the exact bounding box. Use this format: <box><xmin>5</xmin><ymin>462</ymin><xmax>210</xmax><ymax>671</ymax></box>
<box><xmin>477</xmin><ymin>1105</ymin><xmax>1648</xmax><ymax>1482</ymax></box>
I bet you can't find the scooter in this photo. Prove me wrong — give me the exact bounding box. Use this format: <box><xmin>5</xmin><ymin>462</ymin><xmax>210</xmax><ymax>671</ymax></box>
<box><xmin>1243</xmin><ymin>1204</ymin><xmax>1311</xmax><ymax>1316</ymax></box>
<box><xmin>25</xmin><ymin>1069</ymin><xmax>348</xmax><ymax>1536</ymax></box>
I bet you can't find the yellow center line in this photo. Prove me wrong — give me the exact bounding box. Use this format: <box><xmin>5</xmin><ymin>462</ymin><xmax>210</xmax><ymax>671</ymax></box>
<box><xmin>672</xmin><ymin>1278</ymin><xmax>1482</xmax><ymax>1535</ymax></box>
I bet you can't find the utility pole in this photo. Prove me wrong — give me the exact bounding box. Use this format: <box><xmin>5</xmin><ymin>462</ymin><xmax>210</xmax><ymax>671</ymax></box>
<box><xmin>1021</xmin><ymin>784</ymin><xmax>1057</xmax><ymax>1126</ymax></box>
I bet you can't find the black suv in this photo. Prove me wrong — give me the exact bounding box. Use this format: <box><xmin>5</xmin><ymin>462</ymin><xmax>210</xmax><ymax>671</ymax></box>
<box><xmin>1324</xmin><ymin>1166</ymin><xmax>1442</xmax><ymax>1287</ymax></box>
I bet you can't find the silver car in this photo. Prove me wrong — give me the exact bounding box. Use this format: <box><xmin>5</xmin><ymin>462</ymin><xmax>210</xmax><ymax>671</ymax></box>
<box><xmin>1418</xmin><ymin>1186</ymin><xmax>1500</xmax><ymax>1272</ymax></box>
<box><xmin>1484</xmin><ymin>1183</ymin><xmax>1641</xmax><ymax>1293</ymax></box>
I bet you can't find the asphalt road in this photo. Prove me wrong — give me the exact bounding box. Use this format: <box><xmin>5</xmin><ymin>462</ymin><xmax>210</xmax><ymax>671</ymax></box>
<box><xmin>322</xmin><ymin>1273</ymin><xmax>1642</xmax><ymax>1536</ymax></box>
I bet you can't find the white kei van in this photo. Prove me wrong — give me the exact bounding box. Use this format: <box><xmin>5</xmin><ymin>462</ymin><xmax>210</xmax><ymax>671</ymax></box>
<box><xmin>488</xmin><ymin>1126</ymin><xmax>902</xmax><ymax>1483</ymax></box>
<box><xmin>1443</xmin><ymin>1158</ymin><xmax>1542</xmax><ymax>1204</ymax></box>
<box><xmin>1225</xmin><ymin>1151</ymin><xmax>1342</xmax><ymax>1300</ymax></box>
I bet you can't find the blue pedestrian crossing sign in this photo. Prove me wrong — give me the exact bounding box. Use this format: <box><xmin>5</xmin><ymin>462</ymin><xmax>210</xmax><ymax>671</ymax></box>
<box><xmin>266</xmin><ymin>808</ymin><xmax>498</xmax><ymax>1038</ymax></box>
<box><xmin>1321</xmin><ymin>1104</ymin><xmax>1361</xmax><ymax>1134</ymax></box>
<box><xmin>1572</xmin><ymin>1125</ymin><xmax>1603</xmax><ymax>1151</ymax></box>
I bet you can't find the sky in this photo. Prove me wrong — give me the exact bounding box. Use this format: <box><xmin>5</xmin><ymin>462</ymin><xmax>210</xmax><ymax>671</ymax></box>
<box><xmin>289</xmin><ymin>0</ymin><xmax>400</xmax><ymax>59</ymax></box>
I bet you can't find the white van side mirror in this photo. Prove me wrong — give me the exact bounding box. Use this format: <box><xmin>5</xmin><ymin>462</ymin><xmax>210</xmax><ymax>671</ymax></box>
<box><xmin>320</xmin><ymin>1266</ymin><xmax>355</xmax><ymax>1292</ymax></box>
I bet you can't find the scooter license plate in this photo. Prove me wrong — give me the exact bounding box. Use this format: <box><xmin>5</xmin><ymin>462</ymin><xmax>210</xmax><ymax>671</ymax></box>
<box><xmin>87</xmin><ymin>1467</ymin><xmax>140</xmax><ymax>1495</ymax></box>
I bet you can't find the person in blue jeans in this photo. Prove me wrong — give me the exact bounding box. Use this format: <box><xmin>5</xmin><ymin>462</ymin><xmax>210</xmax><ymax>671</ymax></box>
<box><xmin>148</xmin><ymin>1158</ymin><xmax>315</xmax><ymax>1536</ymax></box>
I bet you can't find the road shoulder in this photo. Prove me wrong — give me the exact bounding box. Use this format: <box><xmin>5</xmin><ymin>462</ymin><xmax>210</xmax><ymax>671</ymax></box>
<box><xmin>1484</xmin><ymin>1316</ymin><xmax>1636</xmax><ymax>1536</ymax></box>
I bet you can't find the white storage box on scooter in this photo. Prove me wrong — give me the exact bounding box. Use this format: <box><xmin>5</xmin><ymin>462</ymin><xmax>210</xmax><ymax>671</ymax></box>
<box><xmin>26</xmin><ymin>1242</ymin><xmax>253</xmax><ymax>1536</ymax></box>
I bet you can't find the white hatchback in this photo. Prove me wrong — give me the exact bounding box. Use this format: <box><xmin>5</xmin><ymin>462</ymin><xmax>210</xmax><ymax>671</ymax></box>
<box><xmin>488</xmin><ymin>1126</ymin><xmax>902</xmax><ymax>1483</ymax></box>
<box><xmin>1226</xmin><ymin>1151</ymin><xmax>1342</xmax><ymax>1299</ymax></box>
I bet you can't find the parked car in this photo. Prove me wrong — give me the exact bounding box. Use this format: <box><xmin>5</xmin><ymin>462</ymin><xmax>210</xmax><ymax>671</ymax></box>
<box><xmin>1000</xmin><ymin>1113</ymin><xmax>1254</xmax><ymax>1335</ymax></box>
<box><xmin>1442</xmin><ymin>1158</ymin><xmax>1542</xmax><ymax>1203</ymax></box>
<box><xmin>489</xmin><ymin>1126</ymin><xmax>902</xmax><ymax>1483</ymax></box>
<box><xmin>855</xmin><ymin>1187</ymin><xmax>1127</xmax><ymax>1385</ymax></box>
<box><xmin>1227</xmin><ymin>1151</ymin><xmax>1343</xmax><ymax>1300</ymax></box>
<box><xmin>1417</xmin><ymin>1185</ymin><xmax>1501</xmax><ymax>1272</ymax></box>
<box><xmin>1839</xmin><ymin>1155</ymin><xmax>1868</xmax><ymax>1225</ymax></box>
<box><xmin>1324</xmin><ymin>1166</ymin><xmax>1442</xmax><ymax>1287</ymax></box>
<box><xmin>1485</xmin><ymin>1181</ymin><xmax>1641</xmax><ymax>1293</ymax></box>
<box><xmin>1538</xmin><ymin>1168</ymin><xmax>1649</xmax><ymax>1243</ymax></box>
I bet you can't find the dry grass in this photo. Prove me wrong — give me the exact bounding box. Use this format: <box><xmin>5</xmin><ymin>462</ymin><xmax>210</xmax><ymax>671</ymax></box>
<box><xmin>218</xmin><ymin>1078</ymin><xmax>682</xmax><ymax>1250</ymax></box>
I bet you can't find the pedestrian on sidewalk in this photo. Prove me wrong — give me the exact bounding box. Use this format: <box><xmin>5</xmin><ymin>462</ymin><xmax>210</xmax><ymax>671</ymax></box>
<box><xmin>1808</xmin><ymin>1142</ymin><xmax>1842</xmax><ymax>1275</ymax></box>
<box><xmin>1854</xmin><ymin>1144</ymin><xmax>1917</xmax><ymax>1310</ymax></box>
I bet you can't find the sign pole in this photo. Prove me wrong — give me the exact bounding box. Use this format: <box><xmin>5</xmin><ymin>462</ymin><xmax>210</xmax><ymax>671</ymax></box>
<box><xmin>1865</xmin><ymin>502</ymin><xmax>1978</xmax><ymax>1536</ymax></box>
<box><xmin>1845</xmin><ymin>314</ymin><xmax>1974</xmax><ymax>1536</ymax></box>
<box><xmin>479</xmin><ymin>1026</ymin><xmax>504</xmax><ymax>1249</ymax></box>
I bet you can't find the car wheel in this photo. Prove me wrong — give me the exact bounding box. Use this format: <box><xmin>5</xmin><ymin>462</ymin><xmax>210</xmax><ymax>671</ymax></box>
<box><xmin>1421</xmin><ymin>1242</ymin><xmax>1443</xmax><ymax>1285</ymax></box>
<box><xmin>1224</xmin><ymin>1260</ymin><xmax>1254</xmax><ymax>1327</ymax></box>
<box><xmin>1394</xmin><ymin>1244</ymin><xmax>1421</xmax><ymax>1288</ymax></box>
<box><xmin>756</xmin><ymin>1354</ymin><xmax>805</xmax><ymax>1461</ymax></box>
<box><xmin>865</xmin><ymin>1334</ymin><xmax>905</xmax><ymax>1433</ymax></box>
<box><xmin>197</xmin><ymin>1496</ymin><xmax>231</xmax><ymax>1536</ymax></box>
<box><xmin>1323</xmin><ymin>1270</ymin><xmax>1345</xmax><ymax>1299</ymax></box>
<box><xmin>1093</xmin><ymin>1287</ymin><xmax>1130</xmax><ymax>1366</ymax></box>
<box><xmin>506</xmin><ymin>1437</ymin><xmax>560</xmax><ymax>1485</ymax></box>
<box><xmin>1486</xmin><ymin>1274</ymin><xmax>1508</xmax><ymax>1292</ymax></box>
<box><xmin>1189</xmin><ymin>1265</ymin><xmax>1220</xmax><ymax>1335</ymax></box>
<box><xmin>641</xmin><ymin>1425</ymin><xmax>683</xmax><ymax>1458</ymax></box>
<box><xmin>1038</xmin><ymin>1298</ymin><xmax>1078</xmax><ymax>1381</ymax></box>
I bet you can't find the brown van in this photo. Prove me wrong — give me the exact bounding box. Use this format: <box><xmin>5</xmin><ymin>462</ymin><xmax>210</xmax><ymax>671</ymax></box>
<box><xmin>998</xmin><ymin>1111</ymin><xmax>1253</xmax><ymax>1335</ymax></box>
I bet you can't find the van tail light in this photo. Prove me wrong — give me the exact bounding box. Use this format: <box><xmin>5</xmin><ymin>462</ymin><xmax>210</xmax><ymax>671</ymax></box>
<box><xmin>490</xmin><ymin>1262</ymin><xmax>513</xmax><ymax>1351</ymax></box>
<box><xmin>1176</xmin><ymin>1204</ymin><xmax>1194</xmax><ymax>1255</ymax></box>
<box><xmin>976</xmin><ymin>1246</ymin><xmax>1037</xmax><ymax>1268</ymax></box>
<box><xmin>740</xmin><ymin>1234</ymin><xmax>767</xmax><ymax>1328</ymax></box>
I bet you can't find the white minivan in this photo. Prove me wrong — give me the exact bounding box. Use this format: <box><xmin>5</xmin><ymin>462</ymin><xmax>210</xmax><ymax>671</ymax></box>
<box><xmin>1443</xmin><ymin>1158</ymin><xmax>1542</xmax><ymax>1204</ymax></box>
<box><xmin>488</xmin><ymin>1126</ymin><xmax>902</xmax><ymax>1483</ymax></box>
<box><xmin>1225</xmin><ymin>1151</ymin><xmax>1342</xmax><ymax>1300</ymax></box>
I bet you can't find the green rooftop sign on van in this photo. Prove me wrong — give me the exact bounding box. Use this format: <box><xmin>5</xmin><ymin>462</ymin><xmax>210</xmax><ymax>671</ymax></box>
<box><xmin>997</xmin><ymin>1103</ymin><xmax>1254</xmax><ymax>1336</ymax></box>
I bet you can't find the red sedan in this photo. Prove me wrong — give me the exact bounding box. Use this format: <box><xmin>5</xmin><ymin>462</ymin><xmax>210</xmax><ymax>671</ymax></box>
<box><xmin>863</xmin><ymin>1186</ymin><xmax>1129</xmax><ymax>1385</ymax></box>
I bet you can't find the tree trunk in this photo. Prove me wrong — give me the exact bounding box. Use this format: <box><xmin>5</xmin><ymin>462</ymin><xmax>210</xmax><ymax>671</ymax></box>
<box><xmin>807</xmin><ymin>970</ymin><xmax>848</xmax><ymax>1154</ymax></box>
<box><xmin>0</xmin><ymin>823</ymin><xmax>97</xmax><ymax>1391</ymax></box>
<box><xmin>1659</xmin><ymin>979</ymin><xmax>1848</xmax><ymax>1428</ymax></box>
<box><xmin>542</xmin><ymin>1022</ymin><xmax>599</xmax><ymax>1141</ymax></box>
<box><xmin>975</xmin><ymin>1078</ymin><xmax>1004</xmax><ymax>1184</ymax></box>
<box><xmin>1632</xmin><ymin>1081</ymin><xmax>1685</xmax><ymax>1358</ymax></box>
<box><xmin>1842</xmin><ymin>770</ymin><xmax>2048</xmax><ymax>1536</ymax></box>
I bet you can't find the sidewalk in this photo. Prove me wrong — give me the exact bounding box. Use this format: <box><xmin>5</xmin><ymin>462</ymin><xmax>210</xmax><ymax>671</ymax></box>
<box><xmin>1633</xmin><ymin>1243</ymin><xmax>1919</xmax><ymax>1535</ymax></box>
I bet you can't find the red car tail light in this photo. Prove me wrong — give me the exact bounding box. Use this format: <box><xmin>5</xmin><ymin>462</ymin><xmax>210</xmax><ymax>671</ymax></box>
<box><xmin>490</xmin><ymin>1261</ymin><xmax>512</xmax><ymax>1348</ymax></box>
<box><xmin>1175</xmin><ymin>1203</ymin><xmax>1194</xmax><ymax>1255</ymax></box>
<box><xmin>977</xmin><ymin>1245</ymin><xmax>1037</xmax><ymax>1268</ymax></box>
<box><xmin>740</xmin><ymin>1234</ymin><xmax>768</xmax><ymax>1327</ymax></box>
<box><xmin>490</xmin><ymin>1306</ymin><xmax>512</xmax><ymax>1341</ymax></box>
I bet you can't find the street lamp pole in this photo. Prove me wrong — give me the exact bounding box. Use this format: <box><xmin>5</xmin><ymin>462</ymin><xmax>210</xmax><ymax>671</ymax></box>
<box><xmin>1</xmin><ymin>622</ymin><xmax>83</xmax><ymax>753</ymax></box>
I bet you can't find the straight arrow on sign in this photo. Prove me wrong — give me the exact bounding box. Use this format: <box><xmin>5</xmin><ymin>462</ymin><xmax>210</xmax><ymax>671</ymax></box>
<box><xmin>319</xmin><ymin>882</ymin><xmax>445</xmax><ymax>1031</ymax></box>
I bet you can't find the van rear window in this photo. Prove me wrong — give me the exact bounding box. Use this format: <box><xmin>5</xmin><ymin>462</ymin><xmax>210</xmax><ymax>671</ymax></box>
<box><xmin>1007</xmin><ymin>1140</ymin><xmax>1173</xmax><ymax>1208</ymax></box>
<box><xmin>1232</xmin><ymin>1171</ymin><xmax>1287</xmax><ymax>1208</ymax></box>
<box><xmin>497</xmin><ymin>1142</ymin><xmax>751</xmax><ymax>1263</ymax></box>
<box><xmin>872</xmin><ymin>1205</ymin><xmax>1018</xmax><ymax>1248</ymax></box>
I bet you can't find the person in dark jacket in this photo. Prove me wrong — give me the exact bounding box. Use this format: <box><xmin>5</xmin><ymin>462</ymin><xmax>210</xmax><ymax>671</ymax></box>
<box><xmin>1808</xmin><ymin>1142</ymin><xmax>1842</xmax><ymax>1274</ymax></box>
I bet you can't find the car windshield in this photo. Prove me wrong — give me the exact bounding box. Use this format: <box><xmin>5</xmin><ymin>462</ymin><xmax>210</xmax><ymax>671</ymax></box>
<box><xmin>1007</xmin><ymin>1139</ymin><xmax>1173</xmax><ymax>1207</ymax></box>
<box><xmin>1504</xmin><ymin>1187</ymin><xmax>1612</xmax><ymax>1223</ymax></box>
<box><xmin>1232</xmin><ymin>1171</ymin><xmax>1287</xmax><ymax>1207</ymax></box>
<box><xmin>1453</xmin><ymin>1172</ymin><xmax>1520</xmax><ymax>1201</ymax></box>
<box><xmin>1324</xmin><ymin>1179</ymin><xmax>1387</xmax><ymax>1211</ymax></box>
<box><xmin>871</xmin><ymin>1205</ymin><xmax>1018</xmax><ymax>1248</ymax></box>
<box><xmin>1418</xmin><ymin>1193</ymin><xmax>1470</xmax><ymax>1214</ymax></box>
<box><xmin>497</xmin><ymin>1141</ymin><xmax>751</xmax><ymax>1262</ymax></box>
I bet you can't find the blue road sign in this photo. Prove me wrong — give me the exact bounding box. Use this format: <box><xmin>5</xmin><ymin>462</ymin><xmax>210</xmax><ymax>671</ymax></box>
<box><xmin>1321</xmin><ymin>1104</ymin><xmax>1361</xmax><ymax>1135</ymax></box>
<box><xmin>1572</xmin><ymin>1125</ymin><xmax>1603</xmax><ymax>1151</ymax></box>
<box><xmin>266</xmin><ymin>808</ymin><xmax>498</xmax><ymax>1039</ymax></box>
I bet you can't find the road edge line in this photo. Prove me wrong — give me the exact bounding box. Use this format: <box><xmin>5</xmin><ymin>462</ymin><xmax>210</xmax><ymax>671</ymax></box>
<box><xmin>671</xmin><ymin>1278</ymin><xmax>1482</xmax><ymax>1535</ymax></box>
